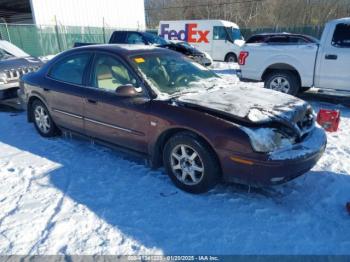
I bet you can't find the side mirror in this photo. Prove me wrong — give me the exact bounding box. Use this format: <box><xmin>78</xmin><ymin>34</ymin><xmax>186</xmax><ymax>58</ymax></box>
<box><xmin>115</xmin><ymin>85</ymin><xmax>140</xmax><ymax>97</ymax></box>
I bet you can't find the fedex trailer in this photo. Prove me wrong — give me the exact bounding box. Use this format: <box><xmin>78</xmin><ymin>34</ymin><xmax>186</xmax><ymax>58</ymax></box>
<box><xmin>159</xmin><ymin>20</ymin><xmax>245</xmax><ymax>62</ymax></box>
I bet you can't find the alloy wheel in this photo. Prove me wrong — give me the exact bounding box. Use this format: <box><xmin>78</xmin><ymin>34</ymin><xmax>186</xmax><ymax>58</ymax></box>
<box><xmin>269</xmin><ymin>76</ymin><xmax>291</xmax><ymax>93</ymax></box>
<box><xmin>170</xmin><ymin>144</ymin><xmax>205</xmax><ymax>186</ymax></box>
<box><xmin>34</xmin><ymin>105</ymin><xmax>51</xmax><ymax>134</ymax></box>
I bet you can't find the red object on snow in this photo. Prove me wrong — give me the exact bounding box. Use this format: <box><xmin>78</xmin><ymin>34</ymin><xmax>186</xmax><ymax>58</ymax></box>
<box><xmin>316</xmin><ymin>109</ymin><xmax>340</xmax><ymax>132</ymax></box>
<box><xmin>346</xmin><ymin>202</ymin><xmax>350</xmax><ymax>214</ymax></box>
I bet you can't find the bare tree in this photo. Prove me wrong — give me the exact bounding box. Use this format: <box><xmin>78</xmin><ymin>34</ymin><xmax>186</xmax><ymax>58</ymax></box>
<box><xmin>145</xmin><ymin>0</ymin><xmax>350</xmax><ymax>29</ymax></box>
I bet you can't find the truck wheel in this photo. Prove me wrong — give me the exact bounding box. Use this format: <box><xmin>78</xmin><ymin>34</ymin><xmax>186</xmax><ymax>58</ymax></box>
<box><xmin>225</xmin><ymin>53</ymin><xmax>237</xmax><ymax>63</ymax></box>
<box><xmin>264</xmin><ymin>71</ymin><xmax>300</xmax><ymax>96</ymax></box>
<box><xmin>163</xmin><ymin>132</ymin><xmax>220</xmax><ymax>194</ymax></box>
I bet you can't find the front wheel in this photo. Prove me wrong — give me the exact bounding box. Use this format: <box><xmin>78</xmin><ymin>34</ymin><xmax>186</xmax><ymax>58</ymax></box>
<box><xmin>264</xmin><ymin>70</ymin><xmax>300</xmax><ymax>96</ymax></box>
<box><xmin>163</xmin><ymin>132</ymin><xmax>220</xmax><ymax>194</ymax></box>
<box><xmin>31</xmin><ymin>99</ymin><xmax>59</xmax><ymax>137</ymax></box>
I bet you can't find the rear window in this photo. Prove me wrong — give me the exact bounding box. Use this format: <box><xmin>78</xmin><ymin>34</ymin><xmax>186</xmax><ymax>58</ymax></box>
<box><xmin>288</xmin><ymin>36</ymin><xmax>310</xmax><ymax>44</ymax></box>
<box><xmin>267</xmin><ymin>36</ymin><xmax>289</xmax><ymax>44</ymax></box>
<box><xmin>332</xmin><ymin>23</ymin><xmax>350</xmax><ymax>47</ymax></box>
<box><xmin>246</xmin><ymin>35</ymin><xmax>267</xmax><ymax>43</ymax></box>
<box><xmin>250</xmin><ymin>35</ymin><xmax>314</xmax><ymax>45</ymax></box>
<box><xmin>109</xmin><ymin>31</ymin><xmax>127</xmax><ymax>44</ymax></box>
<box><xmin>49</xmin><ymin>53</ymin><xmax>91</xmax><ymax>85</ymax></box>
<box><xmin>126</xmin><ymin>32</ymin><xmax>145</xmax><ymax>44</ymax></box>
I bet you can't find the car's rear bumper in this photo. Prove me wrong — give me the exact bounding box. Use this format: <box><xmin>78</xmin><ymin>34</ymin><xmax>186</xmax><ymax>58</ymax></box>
<box><xmin>220</xmin><ymin>127</ymin><xmax>327</xmax><ymax>186</ymax></box>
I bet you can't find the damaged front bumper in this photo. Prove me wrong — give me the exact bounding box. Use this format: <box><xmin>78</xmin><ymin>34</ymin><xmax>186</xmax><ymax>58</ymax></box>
<box><xmin>220</xmin><ymin>126</ymin><xmax>327</xmax><ymax>186</ymax></box>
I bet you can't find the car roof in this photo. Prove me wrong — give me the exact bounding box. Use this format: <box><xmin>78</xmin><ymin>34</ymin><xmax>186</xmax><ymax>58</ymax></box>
<box><xmin>71</xmin><ymin>44</ymin><xmax>173</xmax><ymax>56</ymax></box>
<box><xmin>249</xmin><ymin>32</ymin><xmax>311</xmax><ymax>38</ymax></box>
<box><xmin>112</xmin><ymin>30</ymin><xmax>154</xmax><ymax>35</ymax></box>
<box><xmin>327</xmin><ymin>17</ymin><xmax>350</xmax><ymax>25</ymax></box>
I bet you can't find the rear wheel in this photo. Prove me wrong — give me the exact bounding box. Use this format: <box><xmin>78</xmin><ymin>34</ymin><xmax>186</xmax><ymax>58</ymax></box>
<box><xmin>225</xmin><ymin>53</ymin><xmax>237</xmax><ymax>63</ymax></box>
<box><xmin>163</xmin><ymin>132</ymin><xmax>220</xmax><ymax>194</ymax></box>
<box><xmin>264</xmin><ymin>70</ymin><xmax>300</xmax><ymax>96</ymax></box>
<box><xmin>31</xmin><ymin>99</ymin><xmax>58</xmax><ymax>137</ymax></box>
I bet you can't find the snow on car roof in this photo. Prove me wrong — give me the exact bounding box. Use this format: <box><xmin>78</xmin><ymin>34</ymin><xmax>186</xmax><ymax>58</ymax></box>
<box><xmin>74</xmin><ymin>43</ymin><xmax>161</xmax><ymax>52</ymax></box>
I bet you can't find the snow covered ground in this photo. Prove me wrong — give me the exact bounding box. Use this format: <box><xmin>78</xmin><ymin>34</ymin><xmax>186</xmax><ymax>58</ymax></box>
<box><xmin>0</xmin><ymin>63</ymin><xmax>349</xmax><ymax>255</ymax></box>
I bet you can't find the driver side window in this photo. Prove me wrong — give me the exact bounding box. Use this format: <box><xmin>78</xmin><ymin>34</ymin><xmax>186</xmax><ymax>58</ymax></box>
<box><xmin>92</xmin><ymin>55</ymin><xmax>137</xmax><ymax>92</ymax></box>
<box><xmin>213</xmin><ymin>26</ymin><xmax>228</xmax><ymax>40</ymax></box>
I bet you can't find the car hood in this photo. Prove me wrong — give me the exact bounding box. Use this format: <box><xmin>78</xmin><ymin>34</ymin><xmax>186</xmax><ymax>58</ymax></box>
<box><xmin>175</xmin><ymin>85</ymin><xmax>312</xmax><ymax>135</ymax></box>
<box><xmin>0</xmin><ymin>56</ymin><xmax>43</xmax><ymax>71</ymax></box>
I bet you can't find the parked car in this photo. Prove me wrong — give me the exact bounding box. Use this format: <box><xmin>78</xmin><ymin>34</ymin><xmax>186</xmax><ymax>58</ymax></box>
<box><xmin>0</xmin><ymin>40</ymin><xmax>43</xmax><ymax>101</ymax></box>
<box><xmin>161</xmin><ymin>40</ymin><xmax>213</xmax><ymax>66</ymax></box>
<box><xmin>159</xmin><ymin>20</ymin><xmax>245</xmax><ymax>62</ymax></box>
<box><xmin>109</xmin><ymin>30</ymin><xmax>168</xmax><ymax>45</ymax></box>
<box><xmin>108</xmin><ymin>31</ymin><xmax>212</xmax><ymax>66</ymax></box>
<box><xmin>20</xmin><ymin>44</ymin><xmax>326</xmax><ymax>193</ymax></box>
<box><xmin>237</xmin><ymin>17</ymin><xmax>350</xmax><ymax>96</ymax></box>
<box><xmin>245</xmin><ymin>32</ymin><xmax>319</xmax><ymax>44</ymax></box>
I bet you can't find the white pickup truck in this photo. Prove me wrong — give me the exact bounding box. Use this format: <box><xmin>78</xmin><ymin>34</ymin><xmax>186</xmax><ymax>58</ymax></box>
<box><xmin>237</xmin><ymin>17</ymin><xmax>350</xmax><ymax>96</ymax></box>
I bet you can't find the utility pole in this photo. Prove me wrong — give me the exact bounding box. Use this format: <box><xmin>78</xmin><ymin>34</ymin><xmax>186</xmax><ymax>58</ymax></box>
<box><xmin>0</xmin><ymin>17</ymin><xmax>11</xmax><ymax>42</ymax></box>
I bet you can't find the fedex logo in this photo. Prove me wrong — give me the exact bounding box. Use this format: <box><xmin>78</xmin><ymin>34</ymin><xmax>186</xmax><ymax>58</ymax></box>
<box><xmin>160</xmin><ymin>23</ymin><xmax>210</xmax><ymax>43</ymax></box>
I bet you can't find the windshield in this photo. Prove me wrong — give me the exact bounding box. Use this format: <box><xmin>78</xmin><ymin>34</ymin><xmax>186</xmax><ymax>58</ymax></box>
<box><xmin>130</xmin><ymin>53</ymin><xmax>218</xmax><ymax>95</ymax></box>
<box><xmin>228</xmin><ymin>27</ymin><xmax>243</xmax><ymax>41</ymax></box>
<box><xmin>143</xmin><ymin>33</ymin><xmax>169</xmax><ymax>45</ymax></box>
<box><xmin>0</xmin><ymin>48</ymin><xmax>14</xmax><ymax>61</ymax></box>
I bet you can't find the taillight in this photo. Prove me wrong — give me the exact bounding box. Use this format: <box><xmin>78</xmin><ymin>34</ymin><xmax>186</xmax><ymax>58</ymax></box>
<box><xmin>239</xmin><ymin>51</ymin><xmax>249</xmax><ymax>65</ymax></box>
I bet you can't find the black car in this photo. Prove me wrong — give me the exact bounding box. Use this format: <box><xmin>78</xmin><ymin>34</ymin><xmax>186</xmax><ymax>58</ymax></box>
<box><xmin>109</xmin><ymin>31</ymin><xmax>168</xmax><ymax>45</ymax></box>
<box><xmin>108</xmin><ymin>31</ymin><xmax>212</xmax><ymax>66</ymax></box>
<box><xmin>246</xmin><ymin>33</ymin><xmax>319</xmax><ymax>44</ymax></box>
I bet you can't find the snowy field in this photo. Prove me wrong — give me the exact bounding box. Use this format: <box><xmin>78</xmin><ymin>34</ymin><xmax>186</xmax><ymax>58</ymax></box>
<box><xmin>0</xmin><ymin>62</ymin><xmax>349</xmax><ymax>255</ymax></box>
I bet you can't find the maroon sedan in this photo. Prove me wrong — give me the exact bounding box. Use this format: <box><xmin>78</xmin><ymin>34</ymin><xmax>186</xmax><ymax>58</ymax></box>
<box><xmin>20</xmin><ymin>45</ymin><xmax>327</xmax><ymax>193</ymax></box>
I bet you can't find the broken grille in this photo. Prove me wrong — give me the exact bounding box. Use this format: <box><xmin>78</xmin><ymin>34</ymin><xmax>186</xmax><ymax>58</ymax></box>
<box><xmin>4</xmin><ymin>67</ymin><xmax>39</xmax><ymax>82</ymax></box>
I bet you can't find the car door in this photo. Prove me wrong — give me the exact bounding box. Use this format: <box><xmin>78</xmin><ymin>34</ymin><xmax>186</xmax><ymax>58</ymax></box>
<box><xmin>317</xmin><ymin>23</ymin><xmax>350</xmax><ymax>91</ymax></box>
<box><xmin>45</xmin><ymin>52</ymin><xmax>92</xmax><ymax>134</ymax></box>
<box><xmin>211</xmin><ymin>26</ymin><xmax>229</xmax><ymax>60</ymax></box>
<box><xmin>83</xmin><ymin>53</ymin><xmax>151</xmax><ymax>153</ymax></box>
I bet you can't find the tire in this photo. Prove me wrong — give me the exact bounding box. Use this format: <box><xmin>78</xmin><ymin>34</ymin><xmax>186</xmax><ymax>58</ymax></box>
<box><xmin>225</xmin><ymin>53</ymin><xmax>237</xmax><ymax>63</ymax></box>
<box><xmin>31</xmin><ymin>99</ymin><xmax>59</xmax><ymax>137</ymax></box>
<box><xmin>264</xmin><ymin>70</ymin><xmax>300</xmax><ymax>96</ymax></box>
<box><xmin>163</xmin><ymin>132</ymin><xmax>221</xmax><ymax>194</ymax></box>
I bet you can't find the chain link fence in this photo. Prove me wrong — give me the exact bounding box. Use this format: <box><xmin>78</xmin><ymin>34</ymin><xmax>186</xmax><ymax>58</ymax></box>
<box><xmin>0</xmin><ymin>23</ymin><xmax>325</xmax><ymax>57</ymax></box>
<box><xmin>0</xmin><ymin>23</ymin><xmax>128</xmax><ymax>57</ymax></box>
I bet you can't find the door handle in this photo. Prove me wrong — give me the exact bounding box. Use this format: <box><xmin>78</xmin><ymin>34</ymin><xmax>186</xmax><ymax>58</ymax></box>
<box><xmin>43</xmin><ymin>88</ymin><xmax>50</xmax><ymax>92</ymax></box>
<box><xmin>87</xmin><ymin>99</ymin><xmax>97</xmax><ymax>104</ymax></box>
<box><xmin>325</xmin><ymin>54</ymin><xmax>337</xmax><ymax>60</ymax></box>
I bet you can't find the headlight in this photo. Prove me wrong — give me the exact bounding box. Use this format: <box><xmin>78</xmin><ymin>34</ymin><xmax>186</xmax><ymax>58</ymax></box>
<box><xmin>0</xmin><ymin>72</ymin><xmax>7</xmax><ymax>84</ymax></box>
<box><xmin>242</xmin><ymin>127</ymin><xmax>295</xmax><ymax>153</ymax></box>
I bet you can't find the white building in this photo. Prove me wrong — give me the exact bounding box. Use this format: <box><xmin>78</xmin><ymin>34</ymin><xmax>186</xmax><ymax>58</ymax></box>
<box><xmin>30</xmin><ymin>0</ymin><xmax>145</xmax><ymax>29</ymax></box>
<box><xmin>0</xmin><ymin>0</ymin><xmax>146</xmax><ymax>29</ymax></box>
